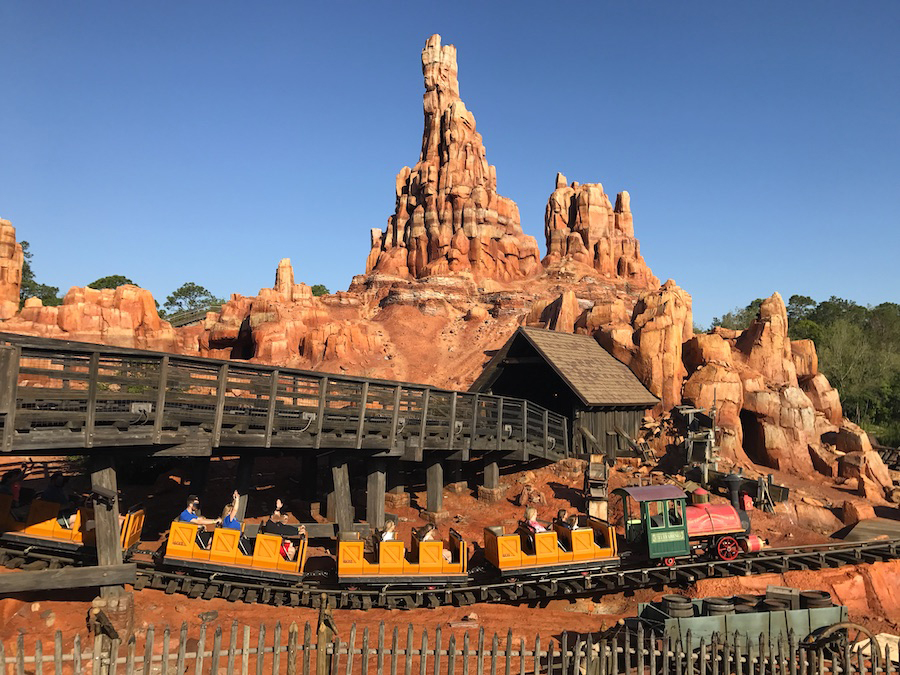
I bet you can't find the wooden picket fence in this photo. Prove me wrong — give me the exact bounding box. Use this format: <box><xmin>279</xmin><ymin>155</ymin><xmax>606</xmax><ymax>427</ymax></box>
<box><xmin>2</xmin><ymin>620</ymin><xmax>898</xmax><ymax>675</ymax></box>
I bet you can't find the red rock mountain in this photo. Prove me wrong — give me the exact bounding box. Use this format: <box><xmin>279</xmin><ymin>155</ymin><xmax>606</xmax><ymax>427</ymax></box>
<box><xmin>0</xmin><ymin>34</ymin><xmax>882</xmax><ymax>490</ymax></box>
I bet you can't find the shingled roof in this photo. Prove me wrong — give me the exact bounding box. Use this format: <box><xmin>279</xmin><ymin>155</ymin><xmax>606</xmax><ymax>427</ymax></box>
<box><xmin>471</xmin><ymin>327</ymin><xmax>658</xmax><ymax>408</ymax></box>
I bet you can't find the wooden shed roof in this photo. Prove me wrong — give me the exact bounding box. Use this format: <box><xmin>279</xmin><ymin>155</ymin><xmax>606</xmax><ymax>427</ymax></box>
<box><xmin>470</xmin><ymin>327</ymin><xmax>658</xmax><ymax>409</ymax></box>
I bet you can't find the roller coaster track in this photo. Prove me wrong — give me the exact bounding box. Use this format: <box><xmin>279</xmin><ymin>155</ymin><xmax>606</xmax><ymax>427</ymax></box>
<box><xmin>3</xmin><ymin>537</ymin><xmax>899</xmax><ymax>610</ymax></box>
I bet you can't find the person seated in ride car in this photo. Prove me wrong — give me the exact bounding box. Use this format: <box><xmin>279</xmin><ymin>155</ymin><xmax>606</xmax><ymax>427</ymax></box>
<box><xmin>420</xmin><ymin>523</ymin><xmax>453</xmax><ymax>562</ymax></box>
<box><xmin>380</xmin><ymin>520</ymin><xmax>396</xmax><ymax>541</ymax></box>
<box><xmin>555</xmin><ymin>509</ymin><xmax>568</xmax><ymax>526</ymax></box>
<box><xmin>566</xmin><ymin>515</ymin><xmax>584</xmax><ymax>530</ymax></box>
<box><xmin>179</xmin><ymin>496</ymin><xmax>220</xmax><ymax>526</ymax></box>
<box><xmin>524</xmin><ymin>507</ymin><xmax>546</xmax><ymax>532</ymax></box>
<box><xmin>41</xmin><ymin>473</ymin><xmax>78</xmax><ymax>528</ymax></box>
<box><xmin>262</xmin><ymin>498</ymin><xmax>301</xmax><ymax>537</ymax></box>
<box><xmin>220</xmin><ymin>491</ymin><xmax>242</xmax><ymax>531</ymax></box>
<box><xmin>280</xmin><ymin>538</ymin><xmax>298</xmax><ymax>562</ymax></box>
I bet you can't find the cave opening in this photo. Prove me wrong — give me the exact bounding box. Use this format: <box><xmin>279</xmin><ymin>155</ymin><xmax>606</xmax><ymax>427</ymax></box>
<box><xmin>740</xmin><ymin>409</ymin><xmax>768</xmax><ymax>467</ymax></box>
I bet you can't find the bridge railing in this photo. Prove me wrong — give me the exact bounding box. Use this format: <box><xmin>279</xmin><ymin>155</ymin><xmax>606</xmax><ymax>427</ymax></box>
<box><xmin>0</xmin><ymin>333</ymin><xmax>568</xmax><ymax>459</ymax></box>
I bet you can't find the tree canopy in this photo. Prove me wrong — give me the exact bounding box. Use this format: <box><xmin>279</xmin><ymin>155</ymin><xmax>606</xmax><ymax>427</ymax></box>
<box><xmin>19</xmin><ymin>241</ymin><xmax>61</xmax><ymax>307</ymax></box>
<box><xmin>87</xmin><ymin>275</ymin><xmax>135</xmax><ymax>290</ymax></box>
<box><xmin>162</xmin><ymin>282</ymin><xmax>224</xmax><ymax>316</ymax></box>
<box><xmin>310</xmin><ymin>284</ymin><xmax>330</xmax><ymax>297</ymax></box>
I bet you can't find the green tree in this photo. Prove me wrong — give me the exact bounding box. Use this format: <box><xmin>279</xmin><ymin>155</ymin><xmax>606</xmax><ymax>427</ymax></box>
<box><xmin>87</xmin><ymin>275</ymin><xmax>135</xmax><ymax>290</ymax></box>
<box><xmin>710</xmin><ymin>298</ymin><xmax>764</xmax><ymax>330</ymax></box>
<box><xmin>19</xmin><ymin>241</ymin><xmax>62</xmax><ymax>307</ymax></box>
<box><xmin>786</xmin><ymin>294</ymin><xmax>816</xmax><ymax>324</ymax></box>
<box><xmin>163</xmin><ymin>282</ymin><xmax>223</xmax><ymax>316</ymax></box>
<box><xmin>310</xmin><ymin>284</ymin><xmax>330</xmax><ymax>297</ymax></box>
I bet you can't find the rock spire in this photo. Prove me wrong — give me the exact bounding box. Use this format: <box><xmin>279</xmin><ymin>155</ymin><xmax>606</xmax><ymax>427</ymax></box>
<box><xmin>366</xmin><ymin>35</ymin><xmax>541</xmax><ymax>282</ymax></box>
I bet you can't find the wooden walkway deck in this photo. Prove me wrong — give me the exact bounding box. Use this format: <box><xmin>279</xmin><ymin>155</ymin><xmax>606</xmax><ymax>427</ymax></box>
<box><xmin>0</xmin><ymin>333</ymin><xmax>569</xmax><ymax>461</ymax></box>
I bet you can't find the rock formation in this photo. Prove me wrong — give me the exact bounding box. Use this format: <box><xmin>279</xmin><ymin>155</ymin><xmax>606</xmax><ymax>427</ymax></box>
<box><xmin>366</xmin><ymin>35</ymin><xmax>541</xmax><ymax>282</ymax></box>
<box><xmin>2</xmin><ymin>285</ymin><xmax>181</xmax><ymax>351</ymax></box>
<box><xmin>0</xmin><ymin>219</ymin><xmax>23</xmax><ymax>320</ymax></box>
<box><xmin>543</xmin><ymin>174</ymin><xmax>658</xmax><ymax>288</ymax></box>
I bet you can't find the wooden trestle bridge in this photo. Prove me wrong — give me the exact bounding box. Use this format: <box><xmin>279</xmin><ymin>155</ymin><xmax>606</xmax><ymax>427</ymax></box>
<box><xmin>0</xmin><ymin>332</ymin><xmax>568</xmax><ymax>461</ymax></box>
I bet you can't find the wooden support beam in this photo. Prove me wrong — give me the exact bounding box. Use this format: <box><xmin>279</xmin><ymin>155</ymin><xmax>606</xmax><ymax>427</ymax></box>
<box><xmin>365</xmin><ymin>459</ymin><xmax>386</xmax><ymax>529</ymax></box>
<box><xmin>388</xmin><ymin>385</ymin><xmax>402</xmax><ymax>450</ymax></box>
<box><xmin>89</xmin><ymin>455</ymin><xmax>123</xmax><ymax>599</ymax></box>
<box><xmin>0</xmin><ymin>564</ymin><xmax>136</xmax><ymax>594</ymax></box>
<box><xmin>212</xmin><ymin>363</ymin><xmax>229</xmax><ymax>447</ymax></box>
<box><xmin>0</xmin><ymin>344</ymin><xmax>19</xmax><ymax>452</ymax></box>
<box><xmin>265</xmin><ymin>369</ymin><xmax>280</xmax><ymax>448</ymax></box>
<box><xmin>425</xmin><ymin>455</ymin><xmax>443</xmax><ymax>514</ymax></box>
<box><xmin>483</xmin><ymin>459</ymin><xmax>500</xmax><ymax>490</ymax></box>
<box><xmin>234</xmin><ymin>454</ymin><xmax>255</xmax><ymax>521</ymax></box>
<box><xmin>153</xmin><ymin>355</ymin><xmax>169</xmax><ymax>444</ymax></box>
<box><xmin>330</xmin><ymin>454</ymin><xmax>353</xmax><ymax>533</ymax></box>
<box><xmin>355</xmin><ymin>381</ymin><xmax>369</xmax><ymax>449</ymax></box>
<box><xmin>85</xmin><ymin>352</ymin><xmax>99</xmax><ymax>448</ymax></box>
<box><xmin>314</xmin><ymin>378</ymin><xmax>328</xmax><ymax>450</ymax></box>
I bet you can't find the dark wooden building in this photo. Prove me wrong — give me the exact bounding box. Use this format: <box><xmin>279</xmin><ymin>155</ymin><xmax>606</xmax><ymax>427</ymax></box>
<box><xmin>470</xmin><ymin>327</ymin><xmax>658</xmax><ymax>458</ymax></box>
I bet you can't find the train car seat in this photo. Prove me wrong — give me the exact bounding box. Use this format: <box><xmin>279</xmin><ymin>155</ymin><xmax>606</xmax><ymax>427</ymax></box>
<box><xmin>377</xmin><ymin>541</ymin><xmax>405</xmax><ymax>576</ymax></box>
<box><xmin>338</xmin><ymin>533</ymin><xmax>365</xmax><ymax>576</ymax></box>
<box><xmin>251</xmin><ymin>533</ymin><xmax>282</xmax><ymax>570</ymax></box>
<box><xmin>23</xmin><ymin>499</ymin><xmax>61</xmax><ymax>538</ymax></box>
<box><xmin>209</xmin><ymin>527</ymin><xmax>240</xmax><ymax>565</ymax></box>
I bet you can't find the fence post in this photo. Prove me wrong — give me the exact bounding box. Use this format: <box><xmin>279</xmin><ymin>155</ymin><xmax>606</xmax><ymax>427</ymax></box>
<box><xmin>273</xmin><ymin>622</ymin><xmax>283</xmax><ymax>675</ymax></box>
<box><xmin>405</xmin><ymin>625</ymin><xmax>414</xmax><ymax>675</ymax></box>
<box><xmin>316</xmin><ymin>599</ymin><xmax>334</xmax><ymax>675</ymax></box>
<box><xmin>448</xmin><ymin>635</ymin><xmax>457</xmax><ymax>675</ymax></box>
<box><xmin>361</xmin><ymin>628</ymin><xmax>370</xmax><ymax>675</ymax></box>
<box><xmin>175</xmin><ymin>623</ymin><xmax>188</xmax><ymax>675</ymax></box>
<box><xmin>561</xmin><ymin>633</ymin><xmax>569</xmax><ymax>675</ymax></box>
<box><xmin>35</xmin><ymin>639</ymin><xmax>43</xmax><ymax>675</ymax></box>
<box><xmin>377</xmin><ymin>623</ymin><xmax>385</xmax><ymax>675</ymax></box>
<box><xmin>213</xmin><ymin>625</ymin><xmax>224</xmax><ymax>675</ymax></box>
<box><xmin>419</xmin><ymin>630</ymin><xmax>428</xmax><ymax>675</ymax></box>
<box><xmin>646</xmin><ymin>634</ymin><xmax>653</xmax><ymax>675</ymax></box>
<box><xmin>257</xmin><ymin>623</ymin><xmax>267</xmax><ymax>675</ymax></box>
<box><xmin>434</xmin><ymin>627</ymin><xmax>442</xmax><ymax>675</ymax></box>
<box><xmin>242</xmin><ymin>625</ymin><xmax>251</xmax><ymax>675</ymax></box>
<box><xmin>345</xmin><ymin>624</ymin><xmax>357</xmax><ymax>675</ymax></box>
<box><xmin>505</xmin><ymin>629</ymin><xmax>512</xmax><ymax>675</ymax></box>
<box><xmin>227</xmin><ymin>621</ymin><xmax>238</xmax><ymax>675</ymax></box>
<box><xmin>391</xmin><ymin>627</ymin><xmax>399</xmax><ymax>675</ymax></box>
<box><xmin>477</xmin><ymin>628</ymin><xmax>485</xmax><ymax>675</ymax></box>
<box><xmin>636</xmin><ymin>623</ymin><xmax>644</xmax><ymax>675</ymax></box>
<box><xmin>289</xmin><ymin>622</ymin><xmax>300</xmax><ymax>675</ymax></box>
<box><xmin>462</xmin><ymin>632</ymin><xmax>470</xmax><ymax>675</ymax></box>
<box><xmin>161</xmin><ymin>627</ymin><xmax>171</xmax><ymax>675</ymax></box>
<box><xmin>74</xmin><ymin>634</ymin><xmax>83</xmax><ymax>675</ymax></box>
<box><xmin>124</xmin><ymin>637</ymin><xmax>135</xmax><ymax>675</ymax></box>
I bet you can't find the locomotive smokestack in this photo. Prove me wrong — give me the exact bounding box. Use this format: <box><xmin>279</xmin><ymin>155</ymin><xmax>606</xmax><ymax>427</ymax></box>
<box><xmin>724</xmin><ymin>473</ymin><xmax>743</xmax><ymax>510</ymax></box>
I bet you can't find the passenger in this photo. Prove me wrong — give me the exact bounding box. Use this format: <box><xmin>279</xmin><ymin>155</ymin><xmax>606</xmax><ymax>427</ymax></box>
<box><xmin>40</xmin><ymin>473</ymin><xmax>71</xmax><ymax>505</ymax></box>
<box><xmin>380</xmin><ymin>520</ymin><xmax>396</xmax><ymax>541</ymax></box>
<box><xmin>220</xmin><ymin>490</ymin><xmax>242</xmax><ymax>531</ymax></box>
<box><xmin>566</xmin><ymin>515</ymin><xmax>583</xmax><ymax>530</ymax></box>
<box><xmin>280</xmin><ymin>539</ymin><xmax>298</xmax><ymax>562</ymax></box>
<box><xmin>262</xmin><ymin>498</ymin><xmax>300</xmax><ymax>537</ymax></box>
<box><xmin>420</xmin><ymin>523</ymin><xmax>452</xmax><ymax>562</ymax></box>
<box><xmin>1</xmin><ymin>468</ymin><xmax>28</xmax><ymax>521</ymax></box>
<box><xmin>524</xmin><ymin>507</ymin><xmax>546</xmax><ymax>533</ymax></box>
<box><xmin>178</xmin><ymin>496</ymin><xmax>221</xmax><ymax>526</ymax></box>
<box><xmin>555</xmin><ymin>509</ymin><xmax>568</xmax><ymax>525</ymax></box>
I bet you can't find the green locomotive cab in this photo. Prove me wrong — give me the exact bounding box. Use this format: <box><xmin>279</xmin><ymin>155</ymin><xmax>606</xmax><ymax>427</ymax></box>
<box><xmin>613</xmin><ymin>485</ymin><xmax>690</xmax><ymax>564</ymax></box>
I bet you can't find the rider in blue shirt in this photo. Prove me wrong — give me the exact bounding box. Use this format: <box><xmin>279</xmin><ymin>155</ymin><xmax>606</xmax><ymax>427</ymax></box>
<box><xmin>178</xmin><ymin>496</ymin><xmax>220</xmax><ymax>526</ymax></box>
<box><xmin>221</xmin><ymin>490</ymin><xmax>242</xmax><ymax>530</ymax></box>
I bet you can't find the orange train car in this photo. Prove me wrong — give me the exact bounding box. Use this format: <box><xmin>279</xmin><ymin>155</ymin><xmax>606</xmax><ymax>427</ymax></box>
<box><xmin>338</xmin><ymin>528</ymin><xmax>468</xmax><ymax>585</ymax></box>
<box><xmin>483</xmin><ymin>516</ymin><xmax>618</xmax><ymax>576</ymax></box>
<box><xmin>163</xmin><ymin>521</ymin><xmax>308</xmax><ymax>580</ymax></box>
<box><xmin>0</xmin><ymin>495</ymin><xmax>145</xmax><ymax>554</ymax></box>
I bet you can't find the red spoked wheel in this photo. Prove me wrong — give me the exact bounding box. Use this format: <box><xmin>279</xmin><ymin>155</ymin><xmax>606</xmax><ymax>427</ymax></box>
<box><xmin>716</xmin><ymin>536</ymin><xmax>740</xmax><ymax>561</ymax></box>
<box><xmin>662</xmin><ymin>557</ymin><xmax>676</xmax><ymax>567</ymax></box>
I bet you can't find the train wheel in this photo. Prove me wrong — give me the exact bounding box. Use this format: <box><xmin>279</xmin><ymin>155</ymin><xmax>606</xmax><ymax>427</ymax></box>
<box><xmin>716</xmin><ymin>536</ymin><xmax>740</xmax><ymax>561</ymax></box>
<box><xmin>662</xmin><ymin>557</ymin><xmax>676</xmax><ymax>567</ymax></box>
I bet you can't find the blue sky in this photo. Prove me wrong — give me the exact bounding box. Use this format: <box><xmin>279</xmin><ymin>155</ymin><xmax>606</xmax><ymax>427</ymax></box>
<box><xmin>1</xmin><ymin>2</ymin><xmax>897</xmax><ymax>326</ymax></box>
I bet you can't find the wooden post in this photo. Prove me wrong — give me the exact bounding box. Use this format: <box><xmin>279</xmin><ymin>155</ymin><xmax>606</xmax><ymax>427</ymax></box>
<box><xmin>385</xmin><ymin>460</ymin><xmax>409</xmax><ymax>509</ymax></box>
<box><xmin>90</xmin><ymin>455</ymin><xmax>123</xmax><ymax>598</ymax></box>
<box><xmin>366</xmin><ymin>459</ymin><xmax>386</xmax><ymax>529</ymax></box>
<box><xmin>425</xmin><ymin>455</ymin><xmax>445</xmax><ymax>518</ymax></box>
<box><xmin>330</xmin><ymin>454</ymin><xmax>353</xmax><ymax>532</ymax></box>
<box><xmin>234</xmin><ymin>455</ymin><xmax>255</xmax><ymax>521</ymax></box>
<box><xmin>316</xmin><ymin>597</ymin><xmax>334</xmax><ymax>675</ymax></box>
<box><xmin>478</xmin><ymin>457</ymin><xmax>503</xmax><ymax>503</ymax></box>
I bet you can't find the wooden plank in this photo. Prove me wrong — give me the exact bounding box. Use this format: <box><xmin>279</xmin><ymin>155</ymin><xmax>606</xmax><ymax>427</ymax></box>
<box><xmin>426</xmin><ymin>456</ymin><xmax>443</xmax><ymax>514</ymax></box>
<box><xmin>265</xmin><ymin>370</ymin><xmax>280</xmax><ymax>448</ymax></box>
<box><xmin>389</xmin><ymin>386</ymin><xmax>403</xmax><ymax>451</ymax></box>
<box><xmin>153</xmin><ymin>355</ymin><xmax>170</xmax><ymax>444</ymax></box>
<box><xmin>418</xmin><ymin>389</ymin><xmax>430</xmax><ymax>449</ymax></box>
<box><xmin>83</xmin><ymin>352</ymin><xmax>100</xmax><ymax>449</ymax></box>
<box><xmin>356</xmin><ymin>382</ymin><xmax>369</xmax><ymax>449</ymax></box>
<box><xmin>447</xmin><ymin>392</ymin><xmax>457</xmax><ymax>451</ymax></box>
<box><xmin>366</xmin><ymin>459</ymin><xmax>386</xmax><ymax>529</ymax></box>
<box><xmin>330</xmin><ymin>455</ymin><xmax>353</xmax><ymax>532</ymax></box>
<box><xmin>90</xmin><ymin>455</ymin><xmax>124</xmax><ymax>599</ymax></box>
<box><xmin>314</xmin><ymin>379</ymin><xmax>328</xmax><ymax>450</ymax></box>
<box><xmin>496</xmin><ymin>397</ymin><xmax>504</xmax><ymax>451</ymax></box>
<box><xmin>212</xmin><ymin>364</ymin><xmax>229</xmax><ymax>447</ymax></box>
<box><xmin>0</xmin><ymin>563</ymin><xmax>136</xmax><ymax>594</ymax></box>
